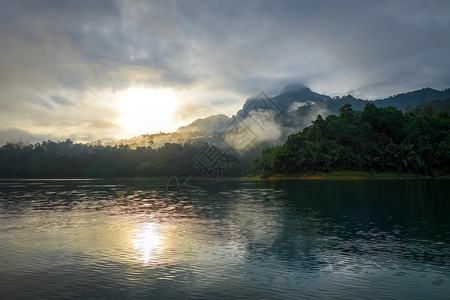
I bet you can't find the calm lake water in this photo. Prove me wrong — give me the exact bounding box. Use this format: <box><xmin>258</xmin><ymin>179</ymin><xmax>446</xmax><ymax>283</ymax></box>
<box><xmin>0</xmin><ymin>178</ymin><xmax>449</xmax><ymax>299</ymax></box>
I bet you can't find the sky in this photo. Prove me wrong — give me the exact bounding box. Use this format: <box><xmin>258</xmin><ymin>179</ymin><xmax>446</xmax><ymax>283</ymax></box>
<box><xmin>1</xmin><ymin>0</ymin><xmax>450</xmax><ymax>145</ymax></box>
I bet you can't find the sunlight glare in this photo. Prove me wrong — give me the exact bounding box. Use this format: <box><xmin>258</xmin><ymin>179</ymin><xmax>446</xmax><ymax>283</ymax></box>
<box><xmin>133</xmin><ymin>222</ymin><xmax>163</xmax><ymax>264</ymax></box>
<box><xmin>118</xmin><ymin>87</ymin><xmax>178</xmax><ymax>136</ymax></box>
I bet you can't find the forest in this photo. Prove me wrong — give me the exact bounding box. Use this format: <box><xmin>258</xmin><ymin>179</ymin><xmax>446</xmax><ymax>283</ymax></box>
<box><xmin>252</xmin><ymin>100</ymin><xmax>450</xmax><ymax>177</ymax></box>
<box><xmin>0</xmin><ymin>139</ymin><xmax>246</xmax><ymax>178</ymax></box>
<box><xmin>1</xmin><ymin>99</ymin><xmax>449</xmax><ymax>179</ymax></box>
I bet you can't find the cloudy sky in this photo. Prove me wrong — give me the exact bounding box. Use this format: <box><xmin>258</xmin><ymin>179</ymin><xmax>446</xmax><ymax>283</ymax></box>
<box><xmin>1</xmin><ymin>0</ymin><xmax>449</xmax><ymax>144</ymax></box>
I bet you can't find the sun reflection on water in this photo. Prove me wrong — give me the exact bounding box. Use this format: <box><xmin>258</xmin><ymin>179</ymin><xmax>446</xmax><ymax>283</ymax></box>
<box><xmin>133</xmin><ymin>222</ymin><xmax>163</xmax><ymax>264</ymax></box>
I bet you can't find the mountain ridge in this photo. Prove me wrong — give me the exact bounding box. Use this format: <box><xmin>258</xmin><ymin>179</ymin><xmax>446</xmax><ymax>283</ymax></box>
<box><xmin>180</xmin><ymin>86</ymin><xmax>450</xmax><ymax>134</ymax></box>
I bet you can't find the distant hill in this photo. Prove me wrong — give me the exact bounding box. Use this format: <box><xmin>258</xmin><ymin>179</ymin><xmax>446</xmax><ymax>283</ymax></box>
<box><xmin>177</xmin><ymin>114</ymin><xmax>231</xmax><ymax>133</ymax></box>
<box><xmin>374</xmin><ymin>87</ymin><xmax>450</xmax><ymax>110</ymax></box>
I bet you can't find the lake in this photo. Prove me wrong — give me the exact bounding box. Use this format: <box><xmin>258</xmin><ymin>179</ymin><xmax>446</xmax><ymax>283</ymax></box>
<box><xmin>0</xmin><ymin>178</ymin><xmax>449</xmax><ymax>299</ymax></box>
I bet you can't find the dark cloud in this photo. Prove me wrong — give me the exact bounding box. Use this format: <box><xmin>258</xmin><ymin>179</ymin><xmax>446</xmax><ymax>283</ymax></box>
<box><xmin>50</xmin><ymin>95</ymin><xmax>72</xmax><ymax>106</ymax></box>
<box><xmin>1</xmin><ymin>0</ymin><xmax>450</xmax><ymax>143</ymax></box>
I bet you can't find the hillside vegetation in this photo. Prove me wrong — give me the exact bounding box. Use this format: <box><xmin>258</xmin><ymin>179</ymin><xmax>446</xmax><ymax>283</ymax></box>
<box><xmin>252</xmin><ymin>100</ymin><xmax>450</xmax><ymax>177</ymax></box>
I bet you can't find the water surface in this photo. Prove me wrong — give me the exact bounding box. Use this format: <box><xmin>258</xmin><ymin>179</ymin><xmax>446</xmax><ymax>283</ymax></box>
<box><xmin>1</xmin><ymin>179</ymin><xmax>449</xmax><ymax>299</ymax></box>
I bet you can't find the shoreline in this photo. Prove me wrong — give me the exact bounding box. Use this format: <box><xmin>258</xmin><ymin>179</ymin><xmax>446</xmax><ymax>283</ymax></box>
<box><xmin>2</xmin><ymin>172</ymin><xmax>450</xmax><ymax>181</ymax></box>
<box><xmin>247</xmin><ymin>170</ymin><xmax>450</xmax><ymax>180</ymax></box>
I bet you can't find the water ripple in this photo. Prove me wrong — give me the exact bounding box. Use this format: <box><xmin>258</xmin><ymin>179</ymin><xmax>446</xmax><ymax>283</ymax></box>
<box><xmin>1</xmin><ymin>179</ymin><xmax>449</xmax><ymax>299</ymax></box>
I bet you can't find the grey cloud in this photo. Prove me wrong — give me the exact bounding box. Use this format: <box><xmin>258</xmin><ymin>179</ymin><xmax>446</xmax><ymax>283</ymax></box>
<box><xmin>1</xmin><ymin>0</ymin><xmax>450</xmax><ymax>142</ymax></box>
<box><xmin>3</xmin><ymin>0</ymin><xmax>450</xmax><ymax>95</ymax></box>
<box><xmin>0</xmin><ymin>127</ymin><xmax>59</xmax><ymax>146</ymax></box>
<box><xmin>0</xmin><ymin>125</ymin><xmax>115</xmax><ymax>146</ymax></box>
<box><xmin>50</xmin><ymin>95</ymin><xmax>72</xmax><ymax>106</ymax></box>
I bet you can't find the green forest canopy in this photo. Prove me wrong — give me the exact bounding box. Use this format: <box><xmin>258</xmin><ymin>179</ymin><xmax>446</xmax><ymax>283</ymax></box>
<box><xmin>252</xmin><ymin>100</ymin><xmax>450</xmax><ymax>177</ymax></box>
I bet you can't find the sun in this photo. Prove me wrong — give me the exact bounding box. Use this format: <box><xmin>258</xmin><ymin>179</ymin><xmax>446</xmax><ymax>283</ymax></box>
<box><xmin>117</xmin><ymin>87</ymin><xmax>178</xmax><ymax>136</ymax></box>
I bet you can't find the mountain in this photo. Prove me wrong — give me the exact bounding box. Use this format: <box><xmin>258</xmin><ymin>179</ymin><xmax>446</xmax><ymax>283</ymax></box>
<box><xmin>236</xmin><ymin>85</ymin><xmax>330</xmax><ymax>119</ymax></box>
<box><xmin>271</xmin><ymin>84</ymin><xmax>331</xmax><ymax>110</ymax></box>
<box><xmin>196</xmin><ymin>85</ymin><xmax>450</xmax><ymax>155</ymax></box>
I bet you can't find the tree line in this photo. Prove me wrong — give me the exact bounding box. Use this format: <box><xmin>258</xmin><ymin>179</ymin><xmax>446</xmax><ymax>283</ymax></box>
<box><xmin>0</xmin><ymin>140</ymin><xmax>246</xmax><ymax>178</ymax></box>
<box><xmin>252</xmin><ymin>100</ymin><xmax>450</xmax><ymax>177</ymax></box>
